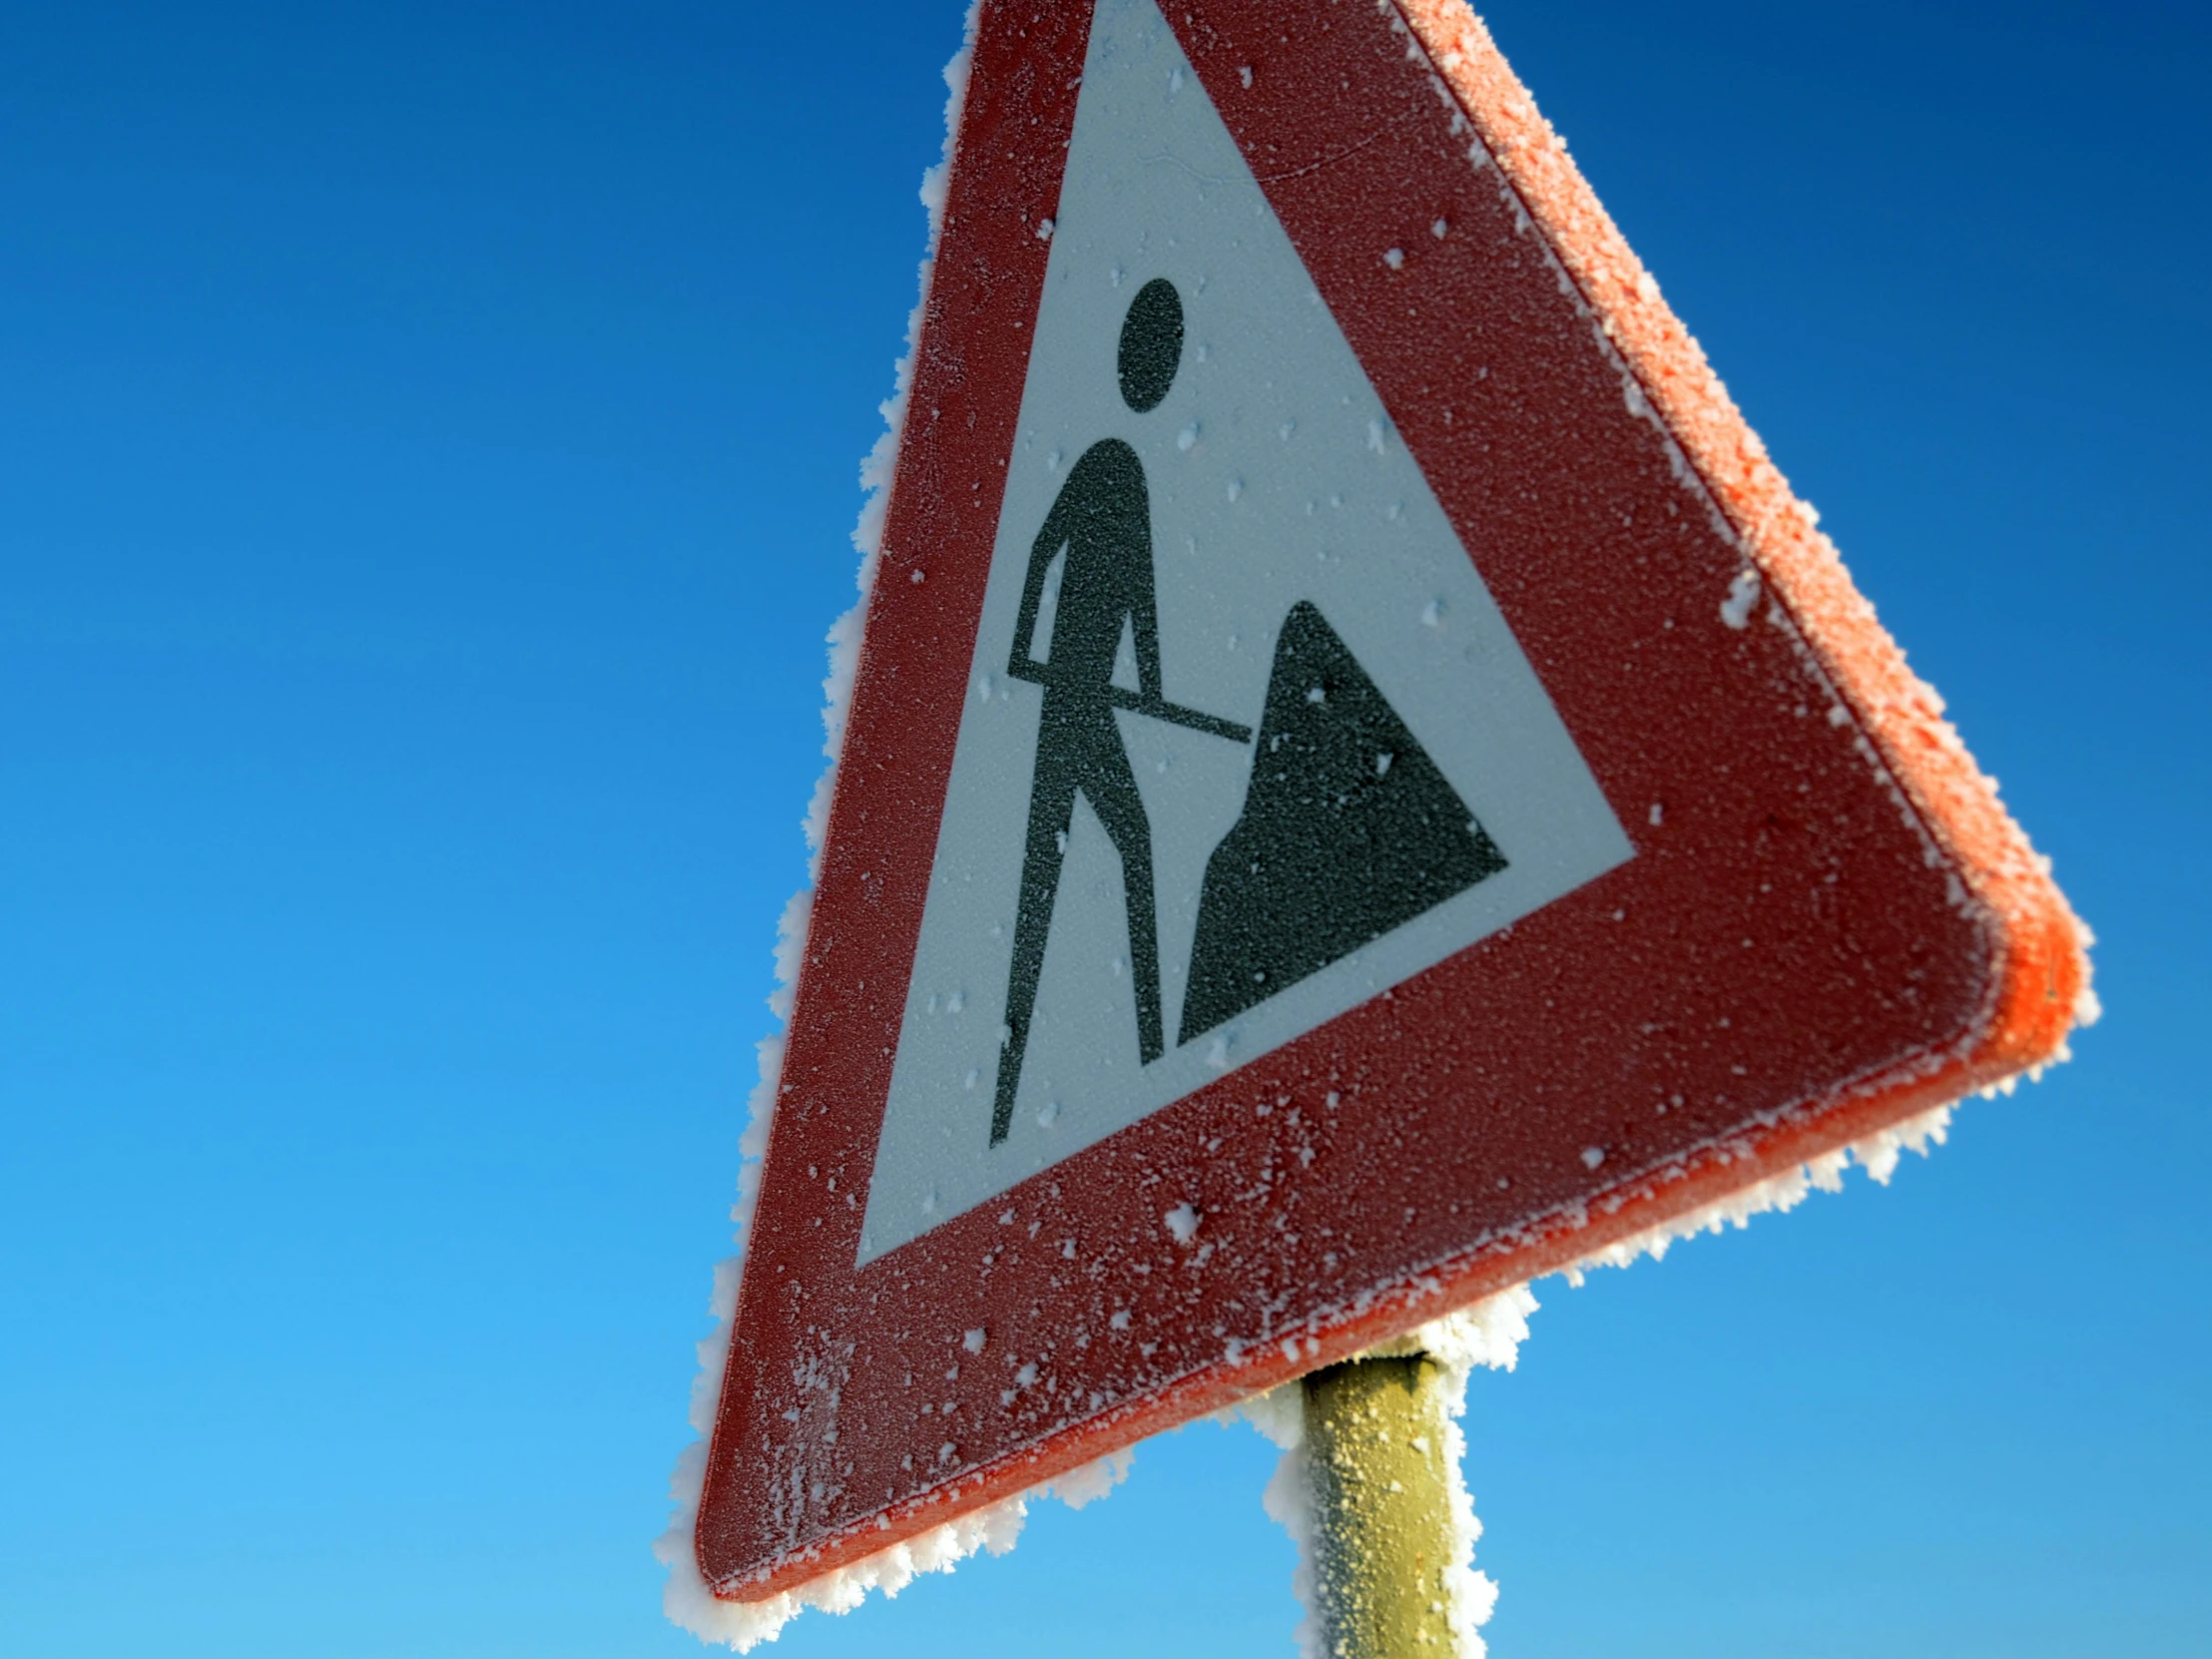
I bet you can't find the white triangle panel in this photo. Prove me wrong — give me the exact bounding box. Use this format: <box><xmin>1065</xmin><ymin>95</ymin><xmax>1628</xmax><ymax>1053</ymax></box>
<box><xmin>859</xmin><ymin>0</ymin><xmax>1630</xmax><ymax>1262</ymax></box>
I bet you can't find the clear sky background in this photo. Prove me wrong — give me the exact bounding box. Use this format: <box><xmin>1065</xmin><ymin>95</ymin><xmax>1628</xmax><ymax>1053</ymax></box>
<box><xmin>1</xmin><ymin>2</ymin><xmax>2204</xmax><ymax>1655</ymax></box>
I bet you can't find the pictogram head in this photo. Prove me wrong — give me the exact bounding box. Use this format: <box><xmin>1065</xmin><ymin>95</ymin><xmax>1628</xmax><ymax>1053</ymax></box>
<box><xmin>1118</xmin><ymin>277</ymin><xmax>1183</xmax><ymax>413</ymax></box>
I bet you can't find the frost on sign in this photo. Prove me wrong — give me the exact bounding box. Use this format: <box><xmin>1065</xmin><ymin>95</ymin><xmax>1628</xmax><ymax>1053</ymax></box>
<box><xmin>682</xmin><ymin>0</ymin><xmax>2087</xmax><ymax>1617</ymax></box>
<box><xmin>859</xmin><ymin>4</ymin><xmax>1629</xmax><ymax>1261</ymax></box>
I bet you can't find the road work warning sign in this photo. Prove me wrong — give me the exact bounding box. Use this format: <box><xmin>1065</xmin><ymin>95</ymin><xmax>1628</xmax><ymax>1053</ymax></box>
<box><xmin>687</xmin><ymin>0</ymin><xmax>2088</xmax><ymax>1603</ymax></box>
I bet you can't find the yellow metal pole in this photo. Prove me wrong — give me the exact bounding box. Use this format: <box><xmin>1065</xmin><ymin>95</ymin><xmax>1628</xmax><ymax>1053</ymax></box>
<box><xmin>1301</xmin><ymin>1353</ymin><xmax>1460</xmax><ymax>1657</ymax></box>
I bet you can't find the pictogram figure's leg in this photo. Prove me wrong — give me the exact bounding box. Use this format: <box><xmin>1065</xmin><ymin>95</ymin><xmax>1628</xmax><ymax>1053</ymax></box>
<box><xmin>1079</xmin><ymin>732</ymin><xmax>1164</xmax><ymax>1067</ymax></box>
<box><xmin>992</xmin><ymin>743</ymin><xmax>1080</xmax><ymax>1144</ymax></box>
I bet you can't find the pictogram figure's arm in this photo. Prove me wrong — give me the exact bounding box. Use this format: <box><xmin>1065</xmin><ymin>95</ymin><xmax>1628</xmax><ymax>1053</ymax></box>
<box><xmin>1104</xmin><ymin>686</ymin><xmax>1251</xmax><ymax>744</ymax></box>
<box><xmin>1008</xmin><ymin>491</ymin><xmax>1072</xmax><ymax>687</ymax></box>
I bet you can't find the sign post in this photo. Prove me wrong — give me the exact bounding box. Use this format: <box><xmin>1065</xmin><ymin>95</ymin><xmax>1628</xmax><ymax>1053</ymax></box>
<box><xmin>672</xmin><ymin>0</ymin><xmax>2090</xmax><ymax>1630</ymax></box>
<box><xmin>1304</xmin><ymin>1351</ymin><xmax>1463</xmax><ymax>1659</ymax></box>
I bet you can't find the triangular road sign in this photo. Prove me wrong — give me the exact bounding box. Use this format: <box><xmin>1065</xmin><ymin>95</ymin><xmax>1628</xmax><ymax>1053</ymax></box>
<box><xmin>691</xmin><ymin>0</ymin><xmax>2086</xmax><ymax>1603</ymax></box>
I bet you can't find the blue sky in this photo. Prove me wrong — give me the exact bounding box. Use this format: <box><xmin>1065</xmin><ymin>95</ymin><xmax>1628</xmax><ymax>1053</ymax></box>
<box><xmin>1</xmin><ymin>2</ymin><xmax>2204</xmax><ymax>1655</ymax></box>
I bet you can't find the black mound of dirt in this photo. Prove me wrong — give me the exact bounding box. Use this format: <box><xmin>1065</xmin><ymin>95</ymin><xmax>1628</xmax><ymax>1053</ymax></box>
<box><xmin>1179</xmin><ymin>601</ymin><xmax>1506</xmax><ymax>1043</ymax></box>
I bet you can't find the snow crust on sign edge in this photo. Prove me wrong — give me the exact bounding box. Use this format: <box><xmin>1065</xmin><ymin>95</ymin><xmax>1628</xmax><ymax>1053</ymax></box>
<box><xmin>1558</xmin><ymin>1097</ymin><xmax>1946</xmax><ymax>1283</ymax></box>
<box><xmin>651</xmin><ymin>7</ymin><xmax>1146</xmax><ymax>1649</ymax></box>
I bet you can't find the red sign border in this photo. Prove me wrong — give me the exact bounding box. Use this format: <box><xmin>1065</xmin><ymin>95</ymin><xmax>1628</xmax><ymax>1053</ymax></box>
<box><xmin>696</xmin><ymin>0</ymin><xmax>2086</xmax><ymax>1599</ymax></box>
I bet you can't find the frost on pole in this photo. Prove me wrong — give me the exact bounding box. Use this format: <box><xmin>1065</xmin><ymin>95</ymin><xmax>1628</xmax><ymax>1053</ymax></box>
<box><xmin>675</xmin><ymin>0</ymin><xmax>2091</xmax><ymax>1619</ymax></box>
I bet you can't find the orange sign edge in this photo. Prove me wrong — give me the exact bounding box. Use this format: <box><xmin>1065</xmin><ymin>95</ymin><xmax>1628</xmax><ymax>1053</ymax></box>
<box><xmin>1397</xmin><ymin>0</ymin><xmax>2091</xmax><ymax>1092</ymax></box>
